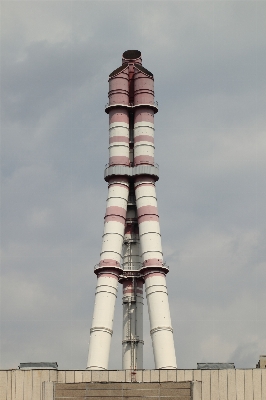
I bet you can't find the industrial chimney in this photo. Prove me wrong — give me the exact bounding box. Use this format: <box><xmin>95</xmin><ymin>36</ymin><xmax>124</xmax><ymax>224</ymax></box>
<box><xmin>87</xmin><ymin>50</ymin><xmax>177</xmax><ymax>371</ymax></box>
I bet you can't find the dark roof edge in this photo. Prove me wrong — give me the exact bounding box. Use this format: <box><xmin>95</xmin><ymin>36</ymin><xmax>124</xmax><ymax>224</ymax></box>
<box><xmin>109</xmin><ymin>64</ymin><xmax>128</xmax><ymax>78</ymax></box>
<box><xmin>134</xmin><ymin>64</ymin><xmax>153</xmax><ymax>78</ymax></box>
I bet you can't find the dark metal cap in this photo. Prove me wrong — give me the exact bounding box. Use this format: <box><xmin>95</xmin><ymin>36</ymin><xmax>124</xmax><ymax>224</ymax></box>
<box><xmin>122</xmin><ymin>50</ymin><xmax>141</xmax><ymax>59</ymax></box>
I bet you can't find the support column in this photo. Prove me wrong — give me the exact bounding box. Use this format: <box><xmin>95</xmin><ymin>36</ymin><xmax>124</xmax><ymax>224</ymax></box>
<box><xmin>144</xmin><ymin>271</ymin><xmax>177</xmax><ymax>369</ymax></box>
<box><xmin>87</xmin><ymin>177</ymin><xmax>129</xmax><ymax>370</ymax></box>
<box><xmin>133</xmin><ymin>60</ymin><xmax>177</xmax><ymax>369</ymax></box>
<box><xmin>122</xmin><ymin>277</ymin><xmax>144</xmax><ymax>370</ymax></box>
<box><xmin>134</xmin><ymin>175</ymin><xmax>177</xmax><ymax>369</ymax></box>
<box><xmin>87</xmin><ymin>270</ymin><xmax>119</xmax><ymax>370</ymax></box>
<box><xmin>87</xmin><ymin>64</ymin><xmax>130</xmax><ymax>370</ymax></box>
<box><xmin>121</xmin><ymin>186</ymin><xmax>144</xmax><ymax>370</ymax></box>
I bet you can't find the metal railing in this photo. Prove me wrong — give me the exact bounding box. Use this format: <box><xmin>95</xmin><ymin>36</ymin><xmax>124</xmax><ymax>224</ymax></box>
<box><xmin>104</xmin><ymin>162</ymin><xmax>159</xmax><ymax>169</ymax></box>
<box><xmin>94</xmin><ymin>262</ymin><xmax>169</xmax><ymax>272</ymax></box>
<box><xmin>94</xmin><ymin>263</ymin><xmax>120</xmax><ymax>271</ymax></box>
<box><xmin>105</xmin><ymin>100</ymin><xmax>158</xmax><ymax>108</ymax></box>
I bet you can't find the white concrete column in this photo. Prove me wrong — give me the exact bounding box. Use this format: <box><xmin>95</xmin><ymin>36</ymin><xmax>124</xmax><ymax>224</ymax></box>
<box><xmin>134</xmin><ymin>176</ymin><xmax>177</xmax><ymax>369</ymax></box>
<box><xmin>87</xmin><ymin>272</ymin><xmax>119</xmax><ymax>370</ymax></box>
<box><xmin>144</xmin><ymin>271</ymin><xmax>177</xmax><ymax>369</ymax></box>
<box><xmin>87</xmin><ymin>178</ymin><xmax>129</xmax><ymax>370</ymax></box>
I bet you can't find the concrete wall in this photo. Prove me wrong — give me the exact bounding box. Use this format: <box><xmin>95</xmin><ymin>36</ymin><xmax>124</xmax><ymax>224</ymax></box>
<box><xmin>1</xmin><ymin>368</ymin><xmax>265</xmax><ymax>400</ymax></box>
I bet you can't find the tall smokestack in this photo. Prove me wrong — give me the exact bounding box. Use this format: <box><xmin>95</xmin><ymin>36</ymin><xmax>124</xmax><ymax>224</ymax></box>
<box><xmin>87</xmin><ymin>51</ymin><xmax>177</xmax><ymax>370</ymax></box>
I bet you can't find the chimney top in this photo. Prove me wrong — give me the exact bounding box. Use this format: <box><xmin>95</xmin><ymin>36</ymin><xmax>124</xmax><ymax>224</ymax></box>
<box><xmin>122</xmin><ymin>50</ymin><xmax>141</xmax><ymax>60</ymax></box>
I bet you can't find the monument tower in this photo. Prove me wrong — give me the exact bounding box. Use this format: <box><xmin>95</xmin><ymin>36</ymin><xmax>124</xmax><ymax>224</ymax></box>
<box><xmin>87</xmin><ymin>50</ymin><xmax>177</xmax><ymax>371</ymax></box>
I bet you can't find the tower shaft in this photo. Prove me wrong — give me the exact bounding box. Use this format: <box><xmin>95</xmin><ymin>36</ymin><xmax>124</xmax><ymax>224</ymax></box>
<box><xmin>87</xmin><ymin>50</ymin><xmax>177</xmax><ymax>370</ymax></box>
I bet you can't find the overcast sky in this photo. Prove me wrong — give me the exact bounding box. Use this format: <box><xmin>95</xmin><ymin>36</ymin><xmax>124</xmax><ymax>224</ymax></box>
<box><xmin>1</xmin><ymin>0</ymin><xmax>266</xmax><ymax>371</ymax></box>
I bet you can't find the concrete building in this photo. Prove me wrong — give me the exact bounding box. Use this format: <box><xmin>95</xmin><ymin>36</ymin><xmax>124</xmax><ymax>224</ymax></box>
<box><xmin>1</xmin><ymin>366</ymin><xmax>266</xmax><ymax>399</ymax></box>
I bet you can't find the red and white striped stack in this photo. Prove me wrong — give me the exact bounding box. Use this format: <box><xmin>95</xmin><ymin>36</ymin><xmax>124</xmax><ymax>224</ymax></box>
<box><xmin>87</xmin><ymin>51</ymin><xmax>177</xmax><ymax>371</ymax></box>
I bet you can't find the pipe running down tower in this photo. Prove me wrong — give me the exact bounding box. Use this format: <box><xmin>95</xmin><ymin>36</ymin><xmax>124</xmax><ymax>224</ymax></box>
<box><xmin>87</xmin><ymin>50</ymin><xmax>177</xmax><ymax>371</ymax></box>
